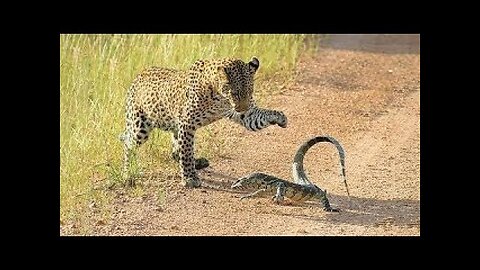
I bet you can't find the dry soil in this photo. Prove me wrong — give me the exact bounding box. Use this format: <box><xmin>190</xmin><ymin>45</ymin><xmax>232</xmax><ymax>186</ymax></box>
<box><xmin>61</xmin><ymin>34</ymin><xmax>420</xmax><ymax>236</ymax></box>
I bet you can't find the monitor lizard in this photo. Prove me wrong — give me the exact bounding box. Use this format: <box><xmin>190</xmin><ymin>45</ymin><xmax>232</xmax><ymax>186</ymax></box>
<box><xmin>231</xmin><ymin>136</ymin><xmax>349</xmax><ymax>212</ymax></box>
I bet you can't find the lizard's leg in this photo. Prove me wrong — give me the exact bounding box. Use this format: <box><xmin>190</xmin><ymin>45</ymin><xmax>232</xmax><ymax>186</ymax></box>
<box><xmin>320</xmin><ymin>190</ymin><xmax>340</xmax><ymax>212</ymax></box>
<box><xmin>240</xmin><ymin>189</ymin><xmax>267</xmax><ymax>200</ymax></box>
<box><xmin>272</xmin><ymin>182</ymin><xmax>286</xmax><ymax>204</ymax></box>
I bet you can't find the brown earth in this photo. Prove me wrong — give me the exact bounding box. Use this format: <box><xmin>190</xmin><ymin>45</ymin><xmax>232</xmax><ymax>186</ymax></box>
<box><xmin>61</xmin><ymin>34</ymin><xmax>420</xmax><ymax>236</ymax></box>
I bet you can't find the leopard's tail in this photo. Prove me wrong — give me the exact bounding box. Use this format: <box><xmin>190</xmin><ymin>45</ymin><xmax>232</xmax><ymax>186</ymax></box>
<box><xmin>292</xmin><ymin>135</ymin><xmax>350</xmax><ymax>197</ymax></box>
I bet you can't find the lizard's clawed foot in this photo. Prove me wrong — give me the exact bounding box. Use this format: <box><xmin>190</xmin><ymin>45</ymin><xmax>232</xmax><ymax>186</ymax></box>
<box><xmin>271</xmin><ymin>195</ymin><xmax>285</xmax><ymax>205</ymax></box>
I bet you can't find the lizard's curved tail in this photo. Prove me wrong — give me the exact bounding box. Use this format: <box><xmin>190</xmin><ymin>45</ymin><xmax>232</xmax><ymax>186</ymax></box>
<box><xmin>292</xmin><ymin>136</ymin><xmax>350</xmax><ymax>197</ymax></box>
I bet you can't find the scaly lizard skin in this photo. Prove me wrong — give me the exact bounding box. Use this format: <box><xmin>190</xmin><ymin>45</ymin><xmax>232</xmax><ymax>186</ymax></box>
<box><xmin>231</xmin><ymin>136</ymin><xmax>349</xmax><ymax>212</ymax></box>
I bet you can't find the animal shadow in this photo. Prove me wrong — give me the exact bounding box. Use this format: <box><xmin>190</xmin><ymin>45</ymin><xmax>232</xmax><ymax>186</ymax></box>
<box><xmin>200</xmin><ymin>167</ymin><xmax>420</xmax><ymax>229</ymax></box>
<box><xmin>285</xmin><ymin>193</ymin><xmax>420</xmax><ymax>228</ymax></box>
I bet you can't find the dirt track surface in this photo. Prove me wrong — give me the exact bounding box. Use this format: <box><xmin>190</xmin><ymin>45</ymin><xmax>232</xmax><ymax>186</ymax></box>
<box><xmin>61</xmin><ymin>34</ymin><xmax>420</xmax><ymax>236</ymax></box>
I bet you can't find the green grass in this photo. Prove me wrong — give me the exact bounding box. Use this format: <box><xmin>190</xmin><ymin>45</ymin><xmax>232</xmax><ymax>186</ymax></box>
<box><xmin>60</xmin><ymin>34</ymin><xmax>317</xmax><ymax>232</ymax></box>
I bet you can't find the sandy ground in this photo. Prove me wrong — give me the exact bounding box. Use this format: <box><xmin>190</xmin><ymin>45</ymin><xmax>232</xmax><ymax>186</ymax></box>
<box><xmin>61</xmin><ymin>34</ymin><xmax>420</xmax><ymax>236</ymax></box>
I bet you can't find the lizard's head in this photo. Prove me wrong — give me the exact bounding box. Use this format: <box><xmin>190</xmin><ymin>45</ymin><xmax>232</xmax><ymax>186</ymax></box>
<box><xmin>231</xmin><ymin>176</ymin><xmax>251</xmax><ymax>189</ymax></box>
<box><xmin>231</xmin><ymin>172</ymin><xmax>266</xmax><ymax>189</ymax></box>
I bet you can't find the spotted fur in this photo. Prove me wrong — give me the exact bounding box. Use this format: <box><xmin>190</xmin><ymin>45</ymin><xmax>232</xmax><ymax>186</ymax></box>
<box><xmin>121</xmin><ymin>57</ymin><xmax>287</xmax><ymax>187</ymax></box>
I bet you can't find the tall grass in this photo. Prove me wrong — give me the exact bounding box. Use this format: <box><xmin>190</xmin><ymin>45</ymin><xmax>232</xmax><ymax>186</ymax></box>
<box><xmin>60</xmin><ymin>34</ymin><xmax>314</xmax><ymax>231</ymax></box>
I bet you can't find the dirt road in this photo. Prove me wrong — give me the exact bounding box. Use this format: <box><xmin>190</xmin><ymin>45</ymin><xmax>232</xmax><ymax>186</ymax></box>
<box><xmin>62</xmin><ymin>34</ymin><xmax>420</xmax><ymax>236</ymax></box>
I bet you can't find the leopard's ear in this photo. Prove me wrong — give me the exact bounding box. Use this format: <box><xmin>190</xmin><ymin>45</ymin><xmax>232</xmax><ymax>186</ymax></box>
<box><xmin>248</xmin><ymin>57</ymin><xmax>259</xmax><ymax>71</ymax></box>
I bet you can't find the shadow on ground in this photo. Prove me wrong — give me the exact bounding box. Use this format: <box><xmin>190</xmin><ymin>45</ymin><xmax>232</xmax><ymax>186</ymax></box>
<box><xmin>282</xmin><ymin>194</ymin><xmax>420</xmax><ymax>228</ymax></box>
<box><xmin>200</xmin><ymin>168</ymin><xmax>419</xmax><ymax>229</ymax></box>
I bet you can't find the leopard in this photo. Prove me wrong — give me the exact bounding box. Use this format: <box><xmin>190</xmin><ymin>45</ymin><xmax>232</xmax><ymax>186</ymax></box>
<box><xmin>120</xmin><ymin>57</ymin><xmax>287</xmax><ymax>188</ymax></box>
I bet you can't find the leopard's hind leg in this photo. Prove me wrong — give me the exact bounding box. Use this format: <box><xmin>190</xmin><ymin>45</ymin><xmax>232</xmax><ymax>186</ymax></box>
<box><xmin>122</xmin><ymin>109</ymin><xmax>153</xmax><ymax>186</ymax></box>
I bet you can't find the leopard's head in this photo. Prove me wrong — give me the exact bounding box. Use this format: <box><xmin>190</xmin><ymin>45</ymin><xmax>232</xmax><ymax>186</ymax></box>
<box><xmin>219</xmin><ymin>57</ymin><xmax>259</xmax><ymax>113</ymax></box>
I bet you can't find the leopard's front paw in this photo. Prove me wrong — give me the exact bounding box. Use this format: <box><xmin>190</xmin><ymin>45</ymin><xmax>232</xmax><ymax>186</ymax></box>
<box><xmin>269</xmin><ymin>111</ymin><xmax>287</xmax><ymax>128</ymax></box>
<box><xmin>183</xmin><ymin>177</ymin><xmax>202</xmax><ymax>188</ymax></box>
